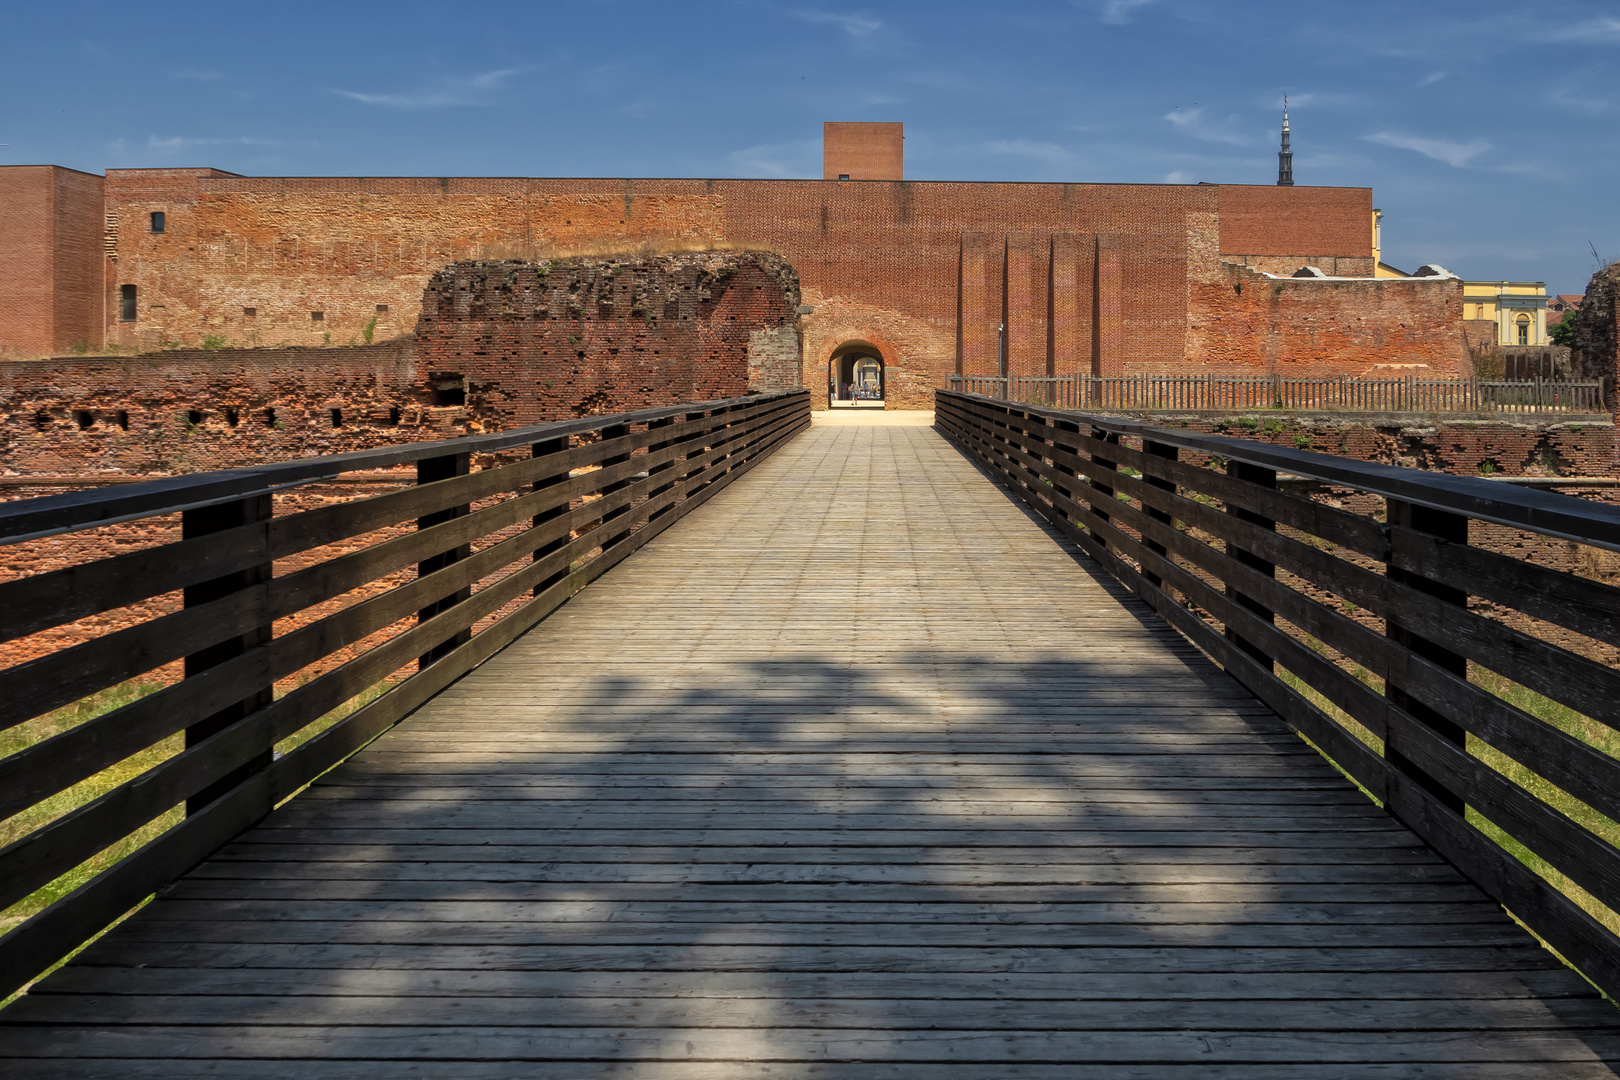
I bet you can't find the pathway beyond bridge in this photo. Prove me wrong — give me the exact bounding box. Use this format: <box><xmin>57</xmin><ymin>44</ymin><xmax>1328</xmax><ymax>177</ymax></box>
<box><xmin>3</xmin><ymin>409</ymin><xmax>1618</xmax><ymax>1076</ymax></box>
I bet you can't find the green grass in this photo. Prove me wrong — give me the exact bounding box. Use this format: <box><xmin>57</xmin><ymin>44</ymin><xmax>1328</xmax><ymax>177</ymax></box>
<box><xmin>1466</xmin><ymin>666</ymin><xmax>1620</xmax><ymax>939</ymax></box>
<box><xmin>0</xmin><ymin>680</ymin><xmax>176</xmax><ymax>936</ymax></box>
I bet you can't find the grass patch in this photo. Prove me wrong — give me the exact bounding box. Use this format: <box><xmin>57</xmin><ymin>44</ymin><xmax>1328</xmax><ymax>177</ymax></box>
<box><xmin>0</xmin><ymin>680</ymin><xmax>176</xmax><ymax>935</ymax></box>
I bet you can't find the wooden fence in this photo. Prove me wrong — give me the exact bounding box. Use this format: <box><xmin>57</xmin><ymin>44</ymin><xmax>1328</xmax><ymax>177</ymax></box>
<box><xmin>948</xmin><ymin>374</ymin><xmax>1609</xmax><ymax>415</ymax></box>
<box><xmin>937</xmin><ymin>388</ymin><xmax>1620</xmax><ymax>999</ymax></box>
<box><xmin>0</xmin><ymin>390</ymin><xmax>811</xmax><ymax>999</ymax></box>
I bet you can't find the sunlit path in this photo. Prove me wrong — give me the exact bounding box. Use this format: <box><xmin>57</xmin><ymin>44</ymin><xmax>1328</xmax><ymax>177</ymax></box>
<box><xmin>3</xmin><ymin>410</ymin><xmax>1616</xmax><ymax>1077</ymax></box>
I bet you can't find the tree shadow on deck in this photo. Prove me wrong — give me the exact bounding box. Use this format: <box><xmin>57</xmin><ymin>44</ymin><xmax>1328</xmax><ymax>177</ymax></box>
<box><xmin>6</xmin><ymin>419</ymin><xmax>1620</xmax><ymax>1078</ymax></box>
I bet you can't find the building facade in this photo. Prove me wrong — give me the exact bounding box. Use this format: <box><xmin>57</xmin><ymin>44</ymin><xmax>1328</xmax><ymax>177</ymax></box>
<box><xmin>0</xmin><ymin>125</ymin><xmax>1469</xmax><ymax>411</ymax></box>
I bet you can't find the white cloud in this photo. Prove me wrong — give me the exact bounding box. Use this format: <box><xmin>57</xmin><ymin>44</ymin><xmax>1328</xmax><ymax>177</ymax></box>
<box><xmin>147</xmin><ymin>135</ymin><xmax>283</xmax><ymax>150</ymax></box>
<box><xmin>1164</xmin><ymin>169</ymin><xmax>1195</xmax><ymax>183</ymax></box>
<box><xmin>787</xmin><ymin>9</ymin><xmax>882</xmax><ymax>38</ymax></box>
<box><xmin>1417</xmin><ymin>71</ymin><xmax>1446</xmax><ymax>87</ymax></box>
<box><xmin>1164</xmin><ymin>107</ymin><xmax>1252</xmax><ymax>146</ymax></box>
<box><xmin>1542</xmin><ymin>17</ymin><xmax>1620</xmax><ymax>44</ymax></box>
<box><xmin>334</xmin><ymin>67</ymin><xmax>526</xmax><ymax>109</ymax></box>
<box><xmin>728</xmin><ymin>141</ymin><xmax>816</xmax><ymax>178</ymax></box>
<box><xmin>1092</xmin><ymin>0</ymin><xmax>1159</xmax><ymax>24</ymax></box>
<box><xmin>1362</xmin><ymin>131</ymin><xmax>1490</xmax><ymax>168</ymax></box>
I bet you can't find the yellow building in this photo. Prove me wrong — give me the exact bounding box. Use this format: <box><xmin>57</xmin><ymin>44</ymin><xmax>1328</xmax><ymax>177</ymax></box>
<box><xmin>1370</xmin><ymin>212</ymin><xmax>1548</xmax><ymax>345</ymax></box>
<box><xmin>1462</xmin><ymin>280</ymin><xmax>1548</xmax><ymax>346</ymax></box>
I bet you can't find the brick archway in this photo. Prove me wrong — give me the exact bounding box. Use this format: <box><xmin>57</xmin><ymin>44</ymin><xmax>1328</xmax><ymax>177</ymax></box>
<box><xmin>828</xmin><ymin>340</ymin><xmax>885</xmax><ymax>408</ymax></box>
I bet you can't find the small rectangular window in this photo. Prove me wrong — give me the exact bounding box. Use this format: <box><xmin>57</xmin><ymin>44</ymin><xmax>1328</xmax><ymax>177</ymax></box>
<box><xmin>311</xmin><ymin>311</ymin><xmax>324</xmax><ymax>322</ymax></box>
<box><xmin>375</xmin><ymin>304</ymin><xmax>389</xmax><ymax>313</ymax></box>
<box><xmin>150</xmin><ymin>211</ymin><xmax>165</xmax><ymax>233</ymax></box>
<box><xmin>120</xmin><ymin>284</ymin><xmax>137</xmax><ymax>322</ymax></box>
<box><xmin>243</xmin><ymin>307</ymin><xmax>257</xmax><ymax>317</ymax></box>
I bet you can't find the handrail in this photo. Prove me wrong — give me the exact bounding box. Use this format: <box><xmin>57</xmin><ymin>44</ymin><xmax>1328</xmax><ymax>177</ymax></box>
<box><xmin>0</xmin><ymin>392</ymin><xmax>789</xmax><ymax>543</ymax></box>
<box><xmin>946</xmin><ymin>374</ymin><xmax>1610</xmax><ymax>416</ymax></box>
<box><xmin>937</xmin><ymin>388</ymin><xmax>1620</xmax><ymax>1000</ymax></box>
<box><xmin>0</xmin><ymin>390</ymin><xmax>811</xmax><ymax>1000</ymax></box>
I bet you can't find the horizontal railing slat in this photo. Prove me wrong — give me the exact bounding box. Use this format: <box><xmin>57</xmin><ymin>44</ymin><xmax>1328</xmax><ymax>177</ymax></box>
<box><xmin>0</xmin><ymin>390</ymin><xmax>809</xmax><ymax>1002</ymax></box>
<box><xmin>937</xmin><ymin>388</ymin><xmax>1620</xmax><ymax>1001</ymax></box>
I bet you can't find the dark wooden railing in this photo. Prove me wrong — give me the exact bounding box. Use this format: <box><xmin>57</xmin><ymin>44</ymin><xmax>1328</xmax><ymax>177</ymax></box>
<box><xmin>948</xmin><ymin>373</ymin><xmax>1609</xmax><ymax>415</ymax></box>
<box><xmin>0</xmin><ymin>390</ymin><xmax>810</xmax><ymax>998</ymax></box>
<box><xmin>937</xmin><ymin>389</ymin><xmax>1620</xmax><ymax>997</ymax></box>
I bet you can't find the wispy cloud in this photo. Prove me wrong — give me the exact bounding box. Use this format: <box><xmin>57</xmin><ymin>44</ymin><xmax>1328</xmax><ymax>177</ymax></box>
<box><xmin>1543</xmin><ymin>17</ymin><xmax>1620</xmax><ymax>44</ymax></box>
<box><xmin>1417</xmin><ymin>71</ymin><xmax>1446</xmax><ymax>87</ymax></box>
<box><xmin>1164</xmin><ymin>107</ymin><xmax>1251</xmax><ymax>146</ymax></box>
<box><xmin>728</xmin><ymin>140</ymin><xmax>815</xmax><ymax>178</ymax></box>
<box><xmin>147</xmin><ymin>135</ymin><xmax>285</xmax><ymax>150</ymax></box>
<box><xmin>1164</xmin><ymin>169</ymin><xmax>1195</xmax><ymax>183</ymax></box>
<box><xmin>334</xmin><ymin>67</ymin><xmax>526</xmax><ymax>109</ymax></box>
<box><xmin>787</xmin><ymin>9</ymin><xmax>882</xmax><ymax>38</ymax></box>
<box><xmin>1362</xmin><ymin>131</ymin><xmax>1489</xmax><ymax>167</ymax></box>
<box><xmin>1089</xmin><ymin>0</ymin><xmax>1159</xmax><ymax>24</ymax></box>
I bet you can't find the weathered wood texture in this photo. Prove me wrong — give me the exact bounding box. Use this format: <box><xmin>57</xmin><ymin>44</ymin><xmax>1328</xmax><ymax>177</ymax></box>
<box><xmin>0</xmin><ymin>390</ymin><xmax>810</xmax><ymax>999</ymax></box>
<box><xmin>937</xmin><ymin>389</ymin><xmax>1620</xmax><ymax>1008</ymax></box>
<box><xmin>3</xmin><ymin>410</ymin><xmax>1616</xmax><ymax>1076</ymax></box>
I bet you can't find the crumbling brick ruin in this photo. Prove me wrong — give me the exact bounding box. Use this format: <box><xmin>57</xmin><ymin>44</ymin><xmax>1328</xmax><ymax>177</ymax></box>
<box><xmin>0</xmin><ymin>252</ymin><xmax>800</xmax><ymax>480</ymax></box>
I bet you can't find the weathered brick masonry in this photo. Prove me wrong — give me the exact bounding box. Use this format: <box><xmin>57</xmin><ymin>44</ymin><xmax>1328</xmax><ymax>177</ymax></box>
<box><xmin>0</xmin><ymin>252</ymin><xmax>799</xmax><ymax>478</ymax></box>
<box><xmin>0</xmin><ymin>163</ymin><xmax>1476</xmax><ymax>406</ymax></box>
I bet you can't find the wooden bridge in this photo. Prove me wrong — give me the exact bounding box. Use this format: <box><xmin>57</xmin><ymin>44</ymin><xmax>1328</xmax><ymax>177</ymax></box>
<box><xmin>3</xmin><ymin>391</ymin><xmax>1620</xmax><ymax>1076</ymax></box>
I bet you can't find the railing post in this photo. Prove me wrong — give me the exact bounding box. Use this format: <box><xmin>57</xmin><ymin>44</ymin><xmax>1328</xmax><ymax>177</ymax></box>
<box><xmin>1051</xmin><ymin>418</ymin><xmax>1081</xmax><ymax>520</ymax></box>
<box><xmin>182</xmin><ymin>492</ymin><xmax>274</xmax><ymax>816</ymax></box>
<box><xmin>644</xmin><ymin>415</ymin><xmax>680</xmax><ymax>522</ymax></box>
<box><xmin>1223</xmin><ymin>461</ymin><xmax>1276</xmax><ymax>671</ymax></box>
<box><xmin>596</xmin><ymin>422</ymin><xmax>635</xmax><ymax>552</ymax></box>
<box><xmin>530</xmin><ymin>434</ymin><xmax>571</xmax><ymax>597</ymax></box>
<box><xmin>1141</xmin><ymin>440</ymin><xmax>1178</xmax><ymax>589</ymax></box>
<box><xmin>1088</xmin><ymin>428</ymin><xmax>1120</xmax><ymax>549</ymax></box>
<box><xmin>417</xmin><ymin>449</ymin><xmax>472</xmax><ymax>669</ymax></box>
<box><xmin>1384</xmin><ymin>499</ymin><xmax>1469</xmax><ymax>814</ymax></box>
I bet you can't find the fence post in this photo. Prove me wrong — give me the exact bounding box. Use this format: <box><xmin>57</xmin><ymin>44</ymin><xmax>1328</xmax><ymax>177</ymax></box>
<box><xmin>1141</xmin><ymin>441</ymin><xmax>1178</xmax><ymax>589</ymax></box>
<box><xmin>416</xmin><ymin>448</ymin><xmax>472</xmax><ymax>669</ymax></box>
<box><xmin>1223</xmin><ymin>461</ymin><xmax>1276</xmax><ymax>671</ymax></box>
<box><xmin>182</xmin><ymin>492</ymin><xmax>275</xmax><ymax>816</ymax></box>
<box><xmin>644</xmin><ymin>414</ymin><xmax>680</xmax><ymax>523</ymax></box>
<box><xmin>1088</xmin><ymin>428</ymin><xmax>1120</xmax><ymax>549</ymax></box>
<box><xmin>596</xmin><ymin>422</ymin><xmax>636</xmax><ymax>552</ymax></box>
<box><xmin>1384</xmin><ymin>499</ymin><xmax>1469</xmax><ymax>814</ymax></box>
<box><xmin>530</xmin><ymin>434</ymin><xmax>571</xmax><ymax>597</ymax></box>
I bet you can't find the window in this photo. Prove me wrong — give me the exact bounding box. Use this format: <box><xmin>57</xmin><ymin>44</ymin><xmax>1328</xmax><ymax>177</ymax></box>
<box><xmin>838</xmin><ymin>174</ymin><xmax>850</xmax><ymax>180</ymax></box>
<box><xmin>225</xmin><ymin>407</ymin><xmax>240</xmax><ymax>428</ymax></box>
<box><xmin>116</xmin><ymin>410</ymin><xmax>129</xmax><ymax>431</ymax></box>
<box><xmin>375</xmin><ymin>304</ymin><xmax>389</xmax><ymax>313</ymax></box>
<box><xmin>243</xmin><ymin>307</ymin><xmax>256</xmax><ymax>317</ymax></box>
<box><xmin>75</xmin><ymin>410</ymin><xmax>94</xmax><ymax>430</ymax></box>
<box><xmin>388</xmin><ymin>406</ymin><xmax>401</xmax><ymax>426</ymax></box>
<box><xmin>330</xmin><ymin>408</ymin><xmax>343</xmax><ymax>428</ymax></box>
<box><xmin>311</xmin><ymin>311</ymin><xmax>324</xmax><ymax>322</ymax></box>
<box><xmin>1517</xmin><ymin>316</ymin><xmax>1531</xmax><ymax>345</ymax></box>
<box><xmin>150</xmin><ymin>211</ymin><xmax>165</xmax><ymax>233</ymax></box>
<box><xmin>120</xmin><ymin>284</ymin><xmax>137</xmax><ymax>322</ymax></box>
<box><xmin>431</xmin><ymin>375</ymin><xmax>466</xmax><ymax>407</ymax></box>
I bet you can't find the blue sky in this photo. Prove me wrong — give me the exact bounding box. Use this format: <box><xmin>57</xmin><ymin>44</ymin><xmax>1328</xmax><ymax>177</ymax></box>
<box><xmin>3</xmin><ymin>0</ymin><xmax>1614</xmax><ymax>294</ymax></box>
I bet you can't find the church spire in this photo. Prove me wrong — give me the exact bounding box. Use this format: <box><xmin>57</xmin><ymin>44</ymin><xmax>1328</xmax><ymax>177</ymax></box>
<box><xmin>1277</xmin><ymin>95</ymin><xmax>1294</xmax><ymax>186</ymax></box>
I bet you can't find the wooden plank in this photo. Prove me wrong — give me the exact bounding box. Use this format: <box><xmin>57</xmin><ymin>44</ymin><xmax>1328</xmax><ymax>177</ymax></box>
<box><xmin>4</xmin><ymin>406</ymin><xmax>1615</xmax><ymax>1075</ymax></box>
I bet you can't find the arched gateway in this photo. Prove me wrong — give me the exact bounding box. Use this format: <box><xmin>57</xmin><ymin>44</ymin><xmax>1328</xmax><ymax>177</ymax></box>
<box><xmin>828</xmin><ymin>341</ymin><xmax>885</xmax><ymax>408</ymax></box>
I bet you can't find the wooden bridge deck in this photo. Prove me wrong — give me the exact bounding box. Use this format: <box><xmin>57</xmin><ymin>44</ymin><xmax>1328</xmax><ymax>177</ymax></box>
<box><xmin>4</xmin><ymin>411</ymin><xmax>1619</xmax><ymax>1077</ymax></box>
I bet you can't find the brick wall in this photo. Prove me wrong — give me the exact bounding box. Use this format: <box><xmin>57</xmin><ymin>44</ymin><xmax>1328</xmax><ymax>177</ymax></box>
<box><xmin>88</xmin><ymin>173</ymin><xmax>1387</xmax><ymax>410</ymax></box>
<box><xmin>414</xmin><ymin>252</ymin><xmax>800</xmax><ymax>427</ymax></box>
<box><xmin>1187</xmin><ymin>263</ymin><xmax>1468</xmax><ymax>376</ymax></box>
<box><xmin>0</xmin><ymin>252</ymin><xmax>800</xmax><ymax>479</ymax></box>
<box><xmin>1571</xmin><ymin>263</ymin><xmax>1620</xmax><ymax>409</ymax></box>
<box><xmin>823</xmin><ymin>123</ymin><xmax>903</xmax><ymax>180</ymax></box>
<box><xmin>0</xmin><ymin>166</ymin><xmax>105</xmax><ymax>357</ymax></box>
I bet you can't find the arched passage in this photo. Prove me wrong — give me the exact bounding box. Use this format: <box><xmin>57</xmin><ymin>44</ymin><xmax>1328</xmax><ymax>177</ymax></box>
<box><xmin>828</xmin><ymin>341</ymin><xmax>886</xmax><ymax>408</ymax></box>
